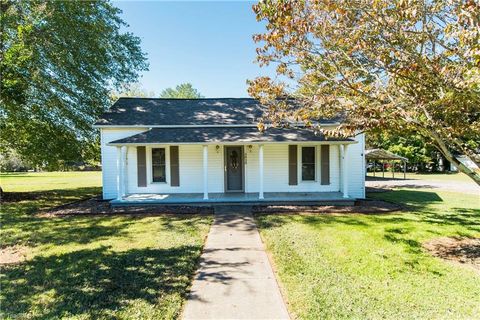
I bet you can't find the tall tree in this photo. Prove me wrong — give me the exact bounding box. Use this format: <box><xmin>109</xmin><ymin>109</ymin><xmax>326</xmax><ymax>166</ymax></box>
<box><xmin>248</xmin><ymin>0</ymin><xmax>480</xmax><ymax>185</ymax></box>
<box><xmin>0</xmin><ymin>0</ymin><xmax>148</xmax><ymax>167</ymax></box>
<box><xmin>159</xmin><ymin>83</ymin><xmax>204</xmax><ymax>98</ymax></box>
<box><xmin>367</xmin><ymin>130</ymin><xmax>436</xmax><ymax>170</ymax></box>
<box><xmin>110</xmin><ymin>82</ymin><xmax>155</xmax><ymax>101</ymax></box>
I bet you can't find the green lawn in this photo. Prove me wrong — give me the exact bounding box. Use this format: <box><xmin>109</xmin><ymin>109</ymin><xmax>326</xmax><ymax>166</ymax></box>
<box><xmin>1</xmin><ymin>171</ymin><xmax>102</xmax><ymax>192</ymax></box>
<box><xmin>1</xmin><ymin>172</ymin><xmax>212</xmax><ymax>319</ymax></box>
<box><xmin>3</xmin><ymin>171</ymin><xmax>479</xmax><ymax>319</ymax></box>
<box><xmin>256</xmin><ymin>189</ymin><xmax>480</xmax><ymax>319</ymax></box>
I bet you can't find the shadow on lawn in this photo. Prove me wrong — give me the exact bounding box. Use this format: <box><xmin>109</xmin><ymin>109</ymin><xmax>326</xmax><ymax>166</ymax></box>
<box><xmin>255</xmin><ymin>212</ymin><xmax>371</xmax><ymax>230</ymax></box>
<box><xmin>5</xmin><ymin>216</ymin><xmax>135</xmax><ymax>247</ymax></box>
<box><xmin>1</xmin><ymin>187</ymin><xmax>101</xmax><ymax>204</ymax></box>
<box><xmin>257</xmin><ymin>189</ymin><xmax>480</xmax><ymax>235</ymax></box>
<box><xmin>3</xmin><ymin>209</ymin><xmax>208</xmax><ymax>250</ymax></box>
<box><xmin>1</xmin><ymin>245</ymin><xmax>202</xmax><ymax>319</ymax></box>
<box><xmin>1</xmin><ymin>187</ymin><xmax>112</xmax><ymax>248</ymax></box>
<box><xmin>3</xmin><ymin>185</ymin><xmax>211</xmax><ymax>249</ymax></box>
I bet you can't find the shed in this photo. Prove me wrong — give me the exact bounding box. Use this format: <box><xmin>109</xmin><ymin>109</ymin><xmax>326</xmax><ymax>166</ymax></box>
<box><xmin>365</xmin><ymin>149</ymin><xmax>408</xmax><ymax>179</ymax></box>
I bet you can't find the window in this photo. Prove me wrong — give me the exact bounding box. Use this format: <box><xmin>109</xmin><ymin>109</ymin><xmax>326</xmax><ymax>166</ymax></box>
<box><xmin>301</xmin><ymin>147</ymin><xmax>315</xmax><ymax>181</ymax></box>
<box><xmin>152</xmin><ymin>148</ymin><xmax>166</xmax><ymax>182</ymax></box>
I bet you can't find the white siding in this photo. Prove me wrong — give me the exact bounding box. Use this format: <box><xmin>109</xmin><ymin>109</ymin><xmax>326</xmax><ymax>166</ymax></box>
<box><xmin>126</xmin><ymin>145</ymin><xmax>206</xmax><ymax>194</ymax></box>
<box><xmin>101</xmin><ymin>131</ymin><xmax>365</xmax><ymax>199</ymax></box>
<box><xmin>101</xmin><ymin>128</ymin><xmax>148</xmax><ymax>199</ymax></box>
<box><xmin>245</xmin><ymin>139</ymin><xmax>364</xmax><ymax>197</ymax></box>
<box><xmin>245</xmin><ymin>144</ymin><xmax>341</xmax><ymax>193</ymax></box>
<box><xmin>123</xmin><ymin>144</ymin><xmax>225</xmax><ymax>195</ymax></box>
<box><xmin>245</xmin><ymin>146</ymin><xmax>259</xmax><ymax>192</ymax></box>
<box><xmin>207</xmin><ymin>145</ymin><xmax>225</xmax><ymax>193</ymax></box>
<box><xmin>344</xmin><ymin>133</ymin><xmax>366</xmax><ymax>198</ymax></box>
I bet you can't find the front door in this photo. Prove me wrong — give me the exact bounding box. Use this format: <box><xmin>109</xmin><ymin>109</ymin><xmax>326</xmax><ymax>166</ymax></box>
<box><xmin>225</xmin><ymin>146</ymin><xmax>244</xmax><ymax>192</ymax></box>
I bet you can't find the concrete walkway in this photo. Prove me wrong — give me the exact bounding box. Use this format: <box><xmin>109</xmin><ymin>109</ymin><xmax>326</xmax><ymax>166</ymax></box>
<box><xmin>182</xmin><ymin>206</ymin><xmax>290</xmax><ymax>320</ymax></box>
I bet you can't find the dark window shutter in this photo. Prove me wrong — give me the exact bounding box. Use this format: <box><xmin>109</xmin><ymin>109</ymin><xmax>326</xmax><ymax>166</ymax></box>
<box><xmin>170</xmin><ymin>146</ymin><xmax>180</xmax><ymax>187</ymax></box>
<box><xmin>137</xmin><ymin>146</ymin><xmax>147</xmax><ymax>187</ymax></box>
<box><xmin>288</xmin><ymin>145</ymin><xmax>298</xmax><ymax>185</ymax></box>
<box><xmin>321</xmin><ymin>145</ymin><xmax>330</xmax><ymax>185</ymax></box>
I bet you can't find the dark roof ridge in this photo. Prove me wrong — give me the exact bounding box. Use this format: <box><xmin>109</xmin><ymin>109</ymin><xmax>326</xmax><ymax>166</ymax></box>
<box><xmin>116</xmin><ymin>97</ymin><xmax>257</xmax><ymax>100</ymax></box>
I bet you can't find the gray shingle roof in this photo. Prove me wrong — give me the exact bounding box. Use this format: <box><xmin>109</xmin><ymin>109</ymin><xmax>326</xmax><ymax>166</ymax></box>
<box><xmin>95</xmin><ymin>98</ymin><xmax>266</xmax><ymax>126</ymax></box>
<box><xmin>365</xmin><ymin>149</ymin><xmax>408</xmax><ymax>161</ymax></box>
<box><xmin>95</xmin><ymin>98</ymin><xmax>341</xmax><ymax>126</ymax></box>
<box><xmin>109</xmin><ymin>127</ymin><xmax>354</xmax><ymax>145</ymax></box>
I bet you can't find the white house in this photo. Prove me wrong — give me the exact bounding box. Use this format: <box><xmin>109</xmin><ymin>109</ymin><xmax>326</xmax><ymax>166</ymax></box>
<box><xmin>94</xmin><ymin>98</ymin><xmax>365</xmax><ymax>205</ymax></box>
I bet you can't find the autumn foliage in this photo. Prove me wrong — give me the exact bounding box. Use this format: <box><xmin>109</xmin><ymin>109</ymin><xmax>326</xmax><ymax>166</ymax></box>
<box><xmin>248</xmin><ymin>0</ymin><xmax>480</xmax><ymax>184</ymax></box>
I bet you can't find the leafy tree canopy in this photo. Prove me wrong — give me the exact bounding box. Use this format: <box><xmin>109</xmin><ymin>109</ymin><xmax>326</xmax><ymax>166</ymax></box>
<box><xmin>248</xmin><ymin>0</ymin><xmax>480</xmax><ymax>184</ymax></box>
<box><xmin>0</xmin><ymin>0</ymin><xmax>148</xmax><ymax>167</ymax></box>
<box><xmin>367</xmin><ymin>130</ymin><xmax>435</xmax><ymax>166</ymax></box>
<box><xmin>159</xmin><ymin>83</ymin><xmax>204</xmax><ymax>99</ymax></box>
<box><xmin>110</xmin><ymin>82</ymin><xmax>155</xmax><ymax>101</ymax></box>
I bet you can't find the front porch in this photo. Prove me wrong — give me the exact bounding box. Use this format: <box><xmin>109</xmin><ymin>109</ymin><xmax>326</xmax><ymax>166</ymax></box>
<box><xmin>110</xmin><ymin>191</ymin><xmax>355</xmax><ymax>206</ymax></box>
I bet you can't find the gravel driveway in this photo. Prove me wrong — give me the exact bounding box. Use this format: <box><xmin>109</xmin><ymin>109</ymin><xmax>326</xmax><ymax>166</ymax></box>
<box><xmin>366</xmin><ymin>176</ymin><xmax>480</xmax><ymax>195</ymax></box>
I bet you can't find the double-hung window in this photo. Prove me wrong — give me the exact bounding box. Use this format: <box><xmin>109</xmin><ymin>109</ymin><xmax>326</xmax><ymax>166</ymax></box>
<box><xmin>301</xmin><ymin>146</ymin><xmax>315</xmax><ymax>181</ymax></box>
<box><xmin>152</xmin><ymin>148</ymin><xmax>166</xmax><ymax>182</ymax></box>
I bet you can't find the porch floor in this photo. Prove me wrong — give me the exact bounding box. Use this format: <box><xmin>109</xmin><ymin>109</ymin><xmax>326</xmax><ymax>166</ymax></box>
<box><xmin>110</xmin><ymin>191</ymin><xmax>355</xmax><ymax>206</ymax></box>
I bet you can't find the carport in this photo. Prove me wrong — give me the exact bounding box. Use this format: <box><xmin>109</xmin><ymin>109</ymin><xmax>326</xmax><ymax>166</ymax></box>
<box><xmin>365</xmin><ymin>149</ymin><xmax>408</xmax><ymax>179</ymax></box>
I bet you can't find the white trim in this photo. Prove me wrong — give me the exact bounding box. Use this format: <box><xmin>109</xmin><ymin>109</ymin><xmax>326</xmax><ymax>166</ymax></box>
<box><xmin>341</xmin><ymin>144</ymin><xmax>349</xmax><ymax>198</ymax></box>
<box><xmin>147</xmin><ymin>146</ymin><xmax>170</xmax><ymax>184</ymax></box>
<box><xmin>93</xmin><ymin>123</ymin><xmax>341</xmax><ymax>129</ymax></box>
<box><xmin>116</xmin><ymin>146</ymin><xmax>127</xmax><ymax>199</ymax></box>
<box><xmin>122</xmin><ymin>146</ymin><xmax>128</xmax><ymax>195</ymax></box>
<box><xmin>203</xmin><ymin>145</ymin><xmax>209</xmax><ymax>200</ymax></box>
<box><xmin>108</xmin><ymin>140</ymin><xmax>358</xmax><ymax>147</ymax></box>
<box><xmin>101</xmin><ymin>129</ymin><xmax>107</xmax><ymax>197</ymax></box>
<box><xmin>116</xmin><ymin>146</ymin><xmax>121</xmax><ymax>200</ymax></box>
<box><xmin>299</xmin><ymin>145</ymin><xmax>317</xmax><ymax>182</ymax></box>
<box><xmin>361</xmin><ymin>134</ymin><xmax>366</xmax><ymax>198</ymax></box>
<box><xmin>258</xmin><ymin>144</ymin><xmax>264</xmax><ymax>199</ymax></box>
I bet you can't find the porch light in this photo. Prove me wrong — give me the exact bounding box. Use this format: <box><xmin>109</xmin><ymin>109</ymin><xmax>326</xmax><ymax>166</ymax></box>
<box><xmin>248</xmin><ymin>145</ymin><xmax>253</xmax><ymax>152</ymax></box>
<box><xmin>215</xmin><ymin>145</ymin><xmax>220</xmax><ymax>153</ymax></box>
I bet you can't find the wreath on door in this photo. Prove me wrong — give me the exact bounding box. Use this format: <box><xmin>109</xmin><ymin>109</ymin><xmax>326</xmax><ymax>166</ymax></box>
<box><xmin>230</xmin><ymin>150</ymin><xmax>239</xmax><ymax>170</ymax></box>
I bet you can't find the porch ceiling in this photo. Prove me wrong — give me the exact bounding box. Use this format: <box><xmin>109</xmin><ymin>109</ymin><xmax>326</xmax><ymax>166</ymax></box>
<box><xmin>108</xmin><ymin>127</ymin><xmax>355</xmax><ymax>145</ymax></box>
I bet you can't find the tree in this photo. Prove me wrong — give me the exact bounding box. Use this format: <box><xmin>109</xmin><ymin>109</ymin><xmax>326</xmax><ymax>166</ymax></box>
<box><xmin>248</xmin><ymin>0</ymin><xmax>480</xmax><ymax>185</ymax></box>
<box><xmin>110</xmin><ymin>82</ymin><xmax>155</xmax><ymax>103</ymax></box>
<box><xmin>367</xmin><ymin>130</ymin><xmax>436</xmax><ymax>171</ymax></box>
<box><xmin>0</xmin><ymin>1</ymin><xmax>148</xmax><ymax>167</ymax></box>
<box><xmin>159</xmin><ymin>83</ymin><xmax>204</xmax><ymax>98</ymax></box>
<box><xmin>0</xmin><ymin>149</ymin><xmax>31</xmax><ymax>172</ymax></box>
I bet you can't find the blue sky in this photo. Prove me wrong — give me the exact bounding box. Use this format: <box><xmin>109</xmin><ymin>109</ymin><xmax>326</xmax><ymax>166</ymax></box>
<box><xmin>113</xmin><ymin>1</ymin><xmax>276</xmax><ymax>97</ymax></box>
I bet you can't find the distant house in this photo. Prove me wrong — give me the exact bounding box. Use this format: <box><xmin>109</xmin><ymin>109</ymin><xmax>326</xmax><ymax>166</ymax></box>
<box><xmin>450</xmin><ymin>155</ymin><xmax>479</xmax><ymax>172</ymax></box>
<box><xmin>94</xmin><ymin>98</ymin><xmax>365</xmax><ymax>204</ymax></box>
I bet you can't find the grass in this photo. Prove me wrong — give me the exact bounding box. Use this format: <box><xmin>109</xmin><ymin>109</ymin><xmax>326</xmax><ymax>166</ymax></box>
<box><xmin>0</xmin><ymin>172</ymin><xmax>212</xmax><ymax>319</ymax></box>
<box><xmin>0</xmin><ymin>171</ymin><xmax>102</xmax><ymax>192</ymax></box>
<box><xmin>256</xmin><ymin>189</ymin><xmax>480</xmax><ymax>319</ymax></box>
<box><xmin>3</xmin><ymin>171</ymin><xmax>479</xmax><ymax>319</ymax></box>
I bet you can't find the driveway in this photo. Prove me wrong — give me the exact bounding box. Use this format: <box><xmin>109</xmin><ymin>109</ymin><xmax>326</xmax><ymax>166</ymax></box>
<box><xmin>366</xmin><ymin>176</ymin><xmax>480</xmax><ymax>195</ymax></box>
<box><xmin>182</xmin><ymin>206</ymin><xmax>290</xmax><ymax>320</ymax></box>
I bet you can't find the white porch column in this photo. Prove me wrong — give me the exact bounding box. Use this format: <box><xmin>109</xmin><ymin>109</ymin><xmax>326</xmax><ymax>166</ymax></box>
<box><xmin>121</xmin><ymin>146</ymin><xmax>127</xmax><ymax>197</ymax></box>
<box><xmin>203</xmin><ymin>145</ymin><xmax>208</xmax><ymax>200</ymax></box>
<box><xmin>341</xmin><ymin>144</ymin><xmax>349</xmax><ymax>198</ymax></box>
<box><xmin>259</xmin><ymin>144</ymin><xmax>264</xmax><ymax>199</ymax></box>
<box><xmin>116</xmin><ymin>146</ymin><xmax>122</xmax><ymax>200</ymax></box>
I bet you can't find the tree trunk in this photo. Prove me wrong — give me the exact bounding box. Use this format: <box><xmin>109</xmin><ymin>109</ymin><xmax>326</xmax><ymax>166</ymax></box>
<box><xmin>430</xmin><ymin>131</ymin><xmax>480</xmax><ymax>186</ymax></box>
